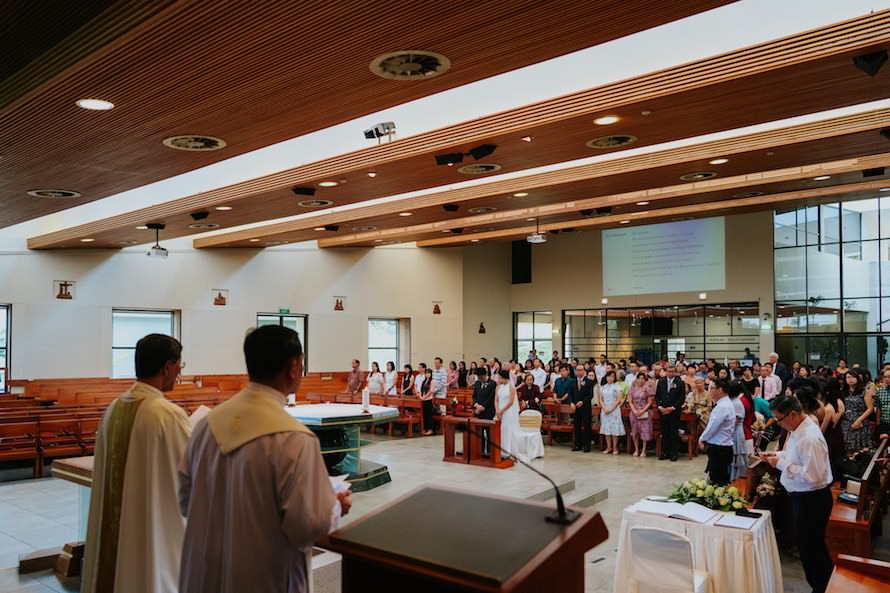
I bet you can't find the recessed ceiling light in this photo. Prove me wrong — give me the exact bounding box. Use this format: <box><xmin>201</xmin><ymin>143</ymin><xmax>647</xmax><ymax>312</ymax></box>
<box><xmin>135</xmin><ymin>225</ymin><xmax>148</xmax><ymax>230</ymax></box>
<box><xmin>76</xmin><ymin>98</ymin><xmax>114</xmax><ymax>111</ymax></box>
<box><xmin>399</xmin><ymin>212</ymin><xmax>413</xmax><ymax>217</ymax></box>
<box><xmin>318</xmin><ymin>181</ymin><xmax>338</xmax><ymax>187</ymax></box>
<box><xmin>680</xmin><ymin>171</ymin><xmax>717</xmax><ymax>181</ymax></box>
<box><xmin>162</xmin><ymin>135</ymin><xmax>226</xmax><ymax>151</ymax></box>
<box><xmin>80</xmin><ymin>238</ymin><xmax>95</xmax><ymax>243</ymax></box>
<box><xmin>619</xmin><ymin>220</ymin><xmax>630</xmax><ymax>224</ymax></box>
<box><xmin>470</xmin><ymin>239</ymin><xmax>480</xmax><ymax>243</ymax></box>
<box><xmin>632</xmin><ymin>211</ymin><xmax>649</xmax><ymax>216</ymax></box>
<box><xmin>709</xmin><ymin>158</ymin><xmax>729</xmax><ymax>165</ymax></box>
<box><xmin>367</xmin><ymin>171</ymin><xmax>377</xmax><ymax>177</ymax></box>
<box><xmin>298</xmin><ymin>199</ymin><xmax>334</xmax><ymax>208</ymax></box>
<box><xmin>521</xmin><ymin>136</ymin><xmax>533</xmax><ymax>142</ymax></box>
<box><xmin>248</xmin><ymin>238</ymin><xmax>261</xmax><ymax>242</ymax></box>
<box><xmin>636</xmin><ymin>201</ymin><xmax>650</xmax><ymax>206</ymax></box>
<box><xmin>457</xmin><ymin>163</ymin><xmax>502</xmax><ymax>175</ymax></box>
<box><xmin>188</xmin><ymin>223</ymin><xmax>220</xmax><ymax>229</ymax></box>
<box><xmin>526</xmin><ymin>217</ymin><xmax>536</xmax><ymax>221</ymax></box>
<box><xmin>512</xmin><ymin>192</ymin><xmax>529</xmax><ymax>198</ymax></box>
<box><xmin>313</xmin><ymin>227</ymin><xmax>326</xmax><ymax>231</ymax></box>
<box><xmin>594</xmin><ymin>115</ymin><xmax>620</xmax><ymax>126</ymax></box>
<box><xmin>27</xmin><ymin>189</ymin><xmax>81</xmax><ymax>199</ymax></box>
<box><xmin>812</xmin><ymin>175</ymin><xmax>831</xmax><ymax>181</ymax></box>
<box><xmin>215</xmin><ymin>206</ymin><xmax>233</xmax><ymax>211</ymax></box>
<box><xmin>587</xmin><ymin>135</ymin><xmax>637</xmax><ymax>149</ymax></box>
<box><xmin>374</xmin><ymin>239</ymin><xmax>384</xmax><ymax>243</ymax></box>
<box><xmin>441</xmin><ymin>230</ymin><xmax>451</xmax><ymax>233</ymax></box>
<box><xmin>369</xmin><ymin>50</ymin><xmax>451</xmax><ymax>80</ymax></box>
<box><xmin>880</xmin><ymin>188</ymin><xmax>890</xmax><ymax>192</ymax></box>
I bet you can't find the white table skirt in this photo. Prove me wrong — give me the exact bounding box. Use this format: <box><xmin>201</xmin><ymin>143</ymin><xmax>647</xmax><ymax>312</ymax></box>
<box><xmin>614</xmin><ymin>500</ymin><xmax>783</xmax><ymax>593</ymax></box>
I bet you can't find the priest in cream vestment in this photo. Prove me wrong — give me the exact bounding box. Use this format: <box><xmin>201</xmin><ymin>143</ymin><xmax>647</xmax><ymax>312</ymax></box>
<box><xmin>179</xmin><ymin>325</ymin><xmax>350</xmax><ymax>593</ymax></box>
<box><xmin>82</xmin><ymin>334</ymin><xmax>191</xmax><ymax>593</ymax></box>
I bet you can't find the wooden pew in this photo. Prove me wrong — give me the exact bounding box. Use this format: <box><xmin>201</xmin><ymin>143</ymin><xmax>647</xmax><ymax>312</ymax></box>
<box><xmin>386</xmin><ymin>396</ymin><xmax>422</xmax><ymax>438</ymax></box>
<box><xmin>0</xmin><ymin>421</ymin><xmax>40</xmax><ymax>477</ymax></box>
<box><xmin>38</xmin><ymin>419</ymin><xmax>83</xmax><ymax>477</ymax></box>
<box><xmin>827</xmin><ymin>554</ymin><xmax>890</xmax><ymax>593</ymax></box>
<box><xmin>826</xmin><ymin>437</ymin><xmax>889</xmax><ymax>559</ymax></box>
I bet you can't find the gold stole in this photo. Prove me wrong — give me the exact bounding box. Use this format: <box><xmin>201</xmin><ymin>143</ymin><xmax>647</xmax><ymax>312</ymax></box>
<box><xmin>208</xmin><ymin>388</ymin><xmax>312</xmax><ymax>454</ymax></box>
<box><xmin>95</xmin><ymin>397</ymin><xmax>145</xmax><ymax>593</ymax></box>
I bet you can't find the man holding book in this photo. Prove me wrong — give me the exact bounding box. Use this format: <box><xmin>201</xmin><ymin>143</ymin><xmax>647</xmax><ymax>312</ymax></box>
<box><xmin>697</xmin><ymin>378</ymin><xmax>735</xmax><ymax>486</ymax></box>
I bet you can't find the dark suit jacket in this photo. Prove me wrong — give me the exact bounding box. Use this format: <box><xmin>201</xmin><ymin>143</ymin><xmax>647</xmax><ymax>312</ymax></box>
<box><xmin>774</xmin><ymin>362</ymin><xmax>791</xmax><ymax>385</ymax></box>
<box><xmin>569</xmin><ymin>377</ymin><xmax>594</xmax><ymax>406</ymax></box>
<box><xmin>473</xmin><ymin>380</ymin><xmax>496</xmax><ymax>420</ymax></box>
<box><xmin>655</xmin><ymin>376</ymin><xmax>685</xmax><ymax>414</ymax></box>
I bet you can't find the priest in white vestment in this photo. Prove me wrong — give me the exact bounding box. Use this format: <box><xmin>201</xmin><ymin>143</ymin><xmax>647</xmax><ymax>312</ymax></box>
<box><xmin>82</xmin><ymin>334</ymin><xmax>191</xmax><ymax>593</ymax></box>
<box><xmin>179</xmin><ymin>325</ymin><xmax>351</xmax><ymax>593</ymax></box>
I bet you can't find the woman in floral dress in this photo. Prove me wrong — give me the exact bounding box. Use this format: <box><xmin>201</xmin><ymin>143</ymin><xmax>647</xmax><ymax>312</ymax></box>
<box><xmin>628</xmin><ymin>372</ymin><xmax>654</xmax><ymax>457</ymax></box>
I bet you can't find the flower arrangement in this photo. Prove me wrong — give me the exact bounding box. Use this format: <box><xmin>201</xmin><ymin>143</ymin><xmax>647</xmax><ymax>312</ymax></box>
<box><xmin>755</xmin><ymin>473</ymin><xmax>779</xmax><ymax>498</ymax></box>
<box><xmin>449</xmin><ymin>397</ymin><xmax>459</xmax><ymax>407</ymax></box>
<box><xmin>669</xmin><ymin>479</ymin><xmax>750</xmax><ymax>511</ymax></box>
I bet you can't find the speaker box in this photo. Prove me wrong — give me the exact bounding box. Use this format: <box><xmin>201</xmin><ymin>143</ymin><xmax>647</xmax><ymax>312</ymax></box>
<box><xmin>512</xmin><ymin>240</ymin><xmax>532</xmax><ymax>284</ymax></box>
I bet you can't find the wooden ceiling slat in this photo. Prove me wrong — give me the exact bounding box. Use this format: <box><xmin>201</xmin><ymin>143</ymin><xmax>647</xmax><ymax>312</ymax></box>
<box><xmin>416</xmin><ymin>179</ymin><xmax>890</xmax><ymax>247</ymax></box>
<box><xmin>4</xmin><ymin>0</ymin><xmax>731</xmax><ymax>227</ymax></box>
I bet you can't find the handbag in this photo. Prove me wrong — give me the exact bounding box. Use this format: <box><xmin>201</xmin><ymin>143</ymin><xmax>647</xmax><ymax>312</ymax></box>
<box><xmin>638</xmin><ymin>410</ymin><xmax>649</xmax><ymax>420</ymax></box>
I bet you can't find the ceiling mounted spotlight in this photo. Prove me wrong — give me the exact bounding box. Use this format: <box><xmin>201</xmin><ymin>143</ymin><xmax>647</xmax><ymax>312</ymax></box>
<box><xmin>292</xmin><ymin>187</ymin><xmax>316</xmax><ymax>196</ymax></box>
<box><xmin>450</xmin><ymin>228</ymin><xmax>464</xmax><ymax>234</ymax></box>
<box><xmin>863</xmin><ymin>167</ymin><xmax>886</xmax><ymax>178</ymax></box>
<box><xmin>853</xmin><ymin>50</ymin><xmax>888</xmax><ymax>76</ymax></box>
<box><xmin>435</xmin><ymin>153</ymin><xmax>464</xmax><ymax>166</ymax></box>
<box><xmin>467</xmin><ymin>144</ymin><xmax>497</xmax><ymax>161</ymax></box>
<box><xmin>580</xmin><ymin>209</ymin><xmax>594</xmax><ymax>217</ymax></box>
<box><xmin>190</xmin><ymin>211</ymin><xmax>210</xmax><ymax>221</ymax></box>
<box><xmin>323</xmin><ymin>225</ymin><xmax>339</xmax><ymax>232</ymax></box>
<box><xmin>442</xmin><ymin>204</ymin><xmax>460</xmax><ymax>212</ymax></box>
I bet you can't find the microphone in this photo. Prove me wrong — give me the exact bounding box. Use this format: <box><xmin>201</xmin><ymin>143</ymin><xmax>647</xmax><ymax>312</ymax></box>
<box><xmin>467</xmin><ymin>417</ymin><xmax>581</xmax><ymax>525</ymax></box>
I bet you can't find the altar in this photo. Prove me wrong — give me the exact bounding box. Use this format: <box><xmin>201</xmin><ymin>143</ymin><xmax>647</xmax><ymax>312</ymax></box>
<box><xmin>285</xmin><ymin>403</ymin><xmax>399</xmax><ymax>492</ymax></box>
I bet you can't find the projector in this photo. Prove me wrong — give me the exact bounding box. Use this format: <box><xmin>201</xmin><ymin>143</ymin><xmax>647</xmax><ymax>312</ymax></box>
<box><xmin>363</xmin><ymin>122</ymin><xmax>396</xmax><ymax>139</ymax></box>
<box><xmin>146</xmin><ymin>245</ymin><xmax>169</xmax><ymax>258</ymax></box>
<box><xmin>526</xmin><ymin>232</ymin><xmax>547</xmax><ymax>244</ymax></box>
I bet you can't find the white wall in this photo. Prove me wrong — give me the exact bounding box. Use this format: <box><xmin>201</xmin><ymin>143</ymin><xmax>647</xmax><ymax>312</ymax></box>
<box><xmin>0</xmin><ymin>245</ymin><xmax>463</xmax><ymax>378</ymax></box>
<box><xmin>510</xmin><ymin>211</ymin><xmax>776</xmax><ymax>356</ymax></box>
<box><xmin>462</xmin><ymin>242</ymin><xmax>512</xmax><ymax>362</ymax></box>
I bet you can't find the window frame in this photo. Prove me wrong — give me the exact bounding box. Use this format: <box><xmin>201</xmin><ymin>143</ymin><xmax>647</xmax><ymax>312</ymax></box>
<box><xmin>256</xmin><ymin>313</ymin><xmax>309</xmax><ymax>373</ymax></box>
<box><xmin>368</xmin><ymin>318</ymin><xmax>400</xmax><ymax>371</ymax></box>
<box><xmin>111</xmin><ymin>308</ymin><xmax>178</xmax><ymax>378</ymax></box>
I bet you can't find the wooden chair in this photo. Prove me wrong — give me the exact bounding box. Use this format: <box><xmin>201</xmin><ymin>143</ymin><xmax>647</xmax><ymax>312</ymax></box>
<box><xmin>543</xmin><ymin>401</ymin><xmax>575</xmax><ymax>447</ymax></box>
<box><xmin>0</xmin><ymin>421</ymin><xmax>40</xmax><ymax>477</ymax></box>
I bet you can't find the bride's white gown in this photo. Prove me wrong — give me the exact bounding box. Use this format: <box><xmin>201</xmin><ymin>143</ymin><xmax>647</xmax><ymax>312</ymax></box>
<box><xmin>497</xmin><ymin>382</ymin><xmax>520</xmax><ymax>457</ymax></box>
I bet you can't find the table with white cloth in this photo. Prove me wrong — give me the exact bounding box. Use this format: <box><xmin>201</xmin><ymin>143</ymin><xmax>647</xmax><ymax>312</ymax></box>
<box><xmin>614</xmin><ymin>499</ymin><xmax>783</xmax><ymax>593</ymax></box>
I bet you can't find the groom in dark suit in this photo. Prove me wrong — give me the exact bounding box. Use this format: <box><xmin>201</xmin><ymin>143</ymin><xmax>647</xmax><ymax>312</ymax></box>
<box><xmin>570</xmin><ymin>364</ymin><xmax>594</xmax><ymax>452</ymax></box>
<box><xmin>472</xmin><ymin>367</ymin><xmax>496</xmax><ymax>455</ymax></box>
<box><xmin>655</xmin><ymin>365</ymin><xmax>686</xmax><ymax>461</ymax></box>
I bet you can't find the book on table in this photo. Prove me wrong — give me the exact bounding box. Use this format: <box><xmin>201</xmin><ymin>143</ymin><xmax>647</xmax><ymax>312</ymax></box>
<box><xmin>714</xmin><ymin>514</ymin><xmax>757</xmax><ymax>530</ymax></box>
<box><xmin>633</xmin><ymin>499</ymin><xmax>718</xmax><ymax>523</ymax></box>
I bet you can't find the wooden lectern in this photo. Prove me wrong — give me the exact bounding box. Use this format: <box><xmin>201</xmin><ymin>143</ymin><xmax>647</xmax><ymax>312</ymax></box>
<box><xmin>327</xmin><ymin>485</ymin><xmax>608</xmax><ymax>593</ymax></box>
<box><xmin>442</xmin><ymin>415</ymin><xmax>469</xmax><ymax>463</ymax></box>
<box><xmin>468</xmin><ymin>418</ymin><xmax>513</xmax><ymax>469</ymax></box>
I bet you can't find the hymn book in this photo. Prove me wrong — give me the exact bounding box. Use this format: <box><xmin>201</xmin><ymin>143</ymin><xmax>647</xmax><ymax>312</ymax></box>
<box><xmin>633</xmin><ymin>499</ymin><xmax>718</xmax><ymax>523</ymax></box>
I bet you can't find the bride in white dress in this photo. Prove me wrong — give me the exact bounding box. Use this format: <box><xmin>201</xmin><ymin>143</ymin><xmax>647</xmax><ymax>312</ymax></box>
<box><xmin>495</xmin><ymin>370</ymin><xmax>521</xmax><ymax>458</ymax></box>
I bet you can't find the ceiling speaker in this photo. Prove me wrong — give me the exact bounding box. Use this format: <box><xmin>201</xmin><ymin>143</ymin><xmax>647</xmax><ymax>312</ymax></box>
<box><xmin>435</xmin><ymin>153</ymin><xmax>464</xmax><ymax>166</ymax></box>
<box><xmin>323</xmin><ymin>225</ymin><xmax>339</xmax><ymax>232</ymax></box>
<box><xmin>595</xmin><ymin>206</ymin><xmax>612</xmax><ymax>215</ymax></box>
<box><xmin>292</xmin><ymin>187</ymin><xmax>316</xmax><ymax>196</ymax></box>
<box><xmin>467</xmin><ymin>144</ymin><xmax>497</xmax><ymax>161</ymax></box>
<box><xmin>862</xmin><ymin>167</ymin><xmax>886</xmax><ymax>178</ymax></box>
<box><xmin>580</xmin><ymin>209</ymin><xmax>594</xmax><ymax>217</ymax></box>
<box><xmin>881</xmin><ymin>128</ymin><xmax>890</xmax><ymax>143</ymax></box>
<box><xmin>442</xmin><ymin>204</ymin><xmax>460</xmax><ymax>212</ymax></box>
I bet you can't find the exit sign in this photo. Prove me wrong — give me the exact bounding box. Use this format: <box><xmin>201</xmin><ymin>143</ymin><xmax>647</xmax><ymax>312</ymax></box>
<box><xmin>278</xmin><ymin>307</ymin><xmax>290</xmax><ymax>314</ymax></box>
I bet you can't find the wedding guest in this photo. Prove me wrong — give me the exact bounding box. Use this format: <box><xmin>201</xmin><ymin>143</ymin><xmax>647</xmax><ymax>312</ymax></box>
<box><xmin>762</xmin><ymin>396</ymin><xmax>834</xmax><ymax>593</ymax></box>
<box><xmin>366</xmin><ymin>362</ymin><xmax>385</xmax><ymax>395</ymax></box>
<box><xmin>413</xmin><ymin>363</ymin><xmax>428</xmax><ymax>396</ymax></box>
<box><xmin>446</xmin><ymin>360</ymin><xmax>459</xmax><ymax>390</ymax></box>
<box><xmin>552</xmin><ymin>365</ymin><xmax>572</xmax><ymax>403</ymax></box>
<box><xmin>655</xmin><ymin>365</ymin><xmax>685</xmax><ymax>461</ymax></box>
<box><xmin>759</xmin><ymin>363</ymin><xmax>781</xmax><ymax>401</ymax></box>
<box><xmin>545</xmin><ymin>363</ymin><xmax>559</xmax><ymax>394</ymax></box>
<box><xmin>875</xmin><ymin>368</ymin><xmax>890</xmax><ymax>437</ymax></box>
<box><xmin>818</xmin><ymin>378</ymin><xmax>845</xmax><ymax>478</ymax></box>
<box><xmin>531</xmin><ymin>358</ymin><xmax>547</xmax><ymax>392</ymax></box>
<box><xmin>457</xmin><ymin>361</ymin><xmax>468</xmax><ymax>388</ymax></box>
<box><xmin>698</xmin><ymin>378</ymin><xmax>735</xmax><ymax>486</ymax></box>
<box><xmin>346</xmin><ymin>359</ymin><xmax>362</xmax><ymax>396</ymax></box>
<box><xmin>729</xmin><ymin>381</ymin><xmax>748</xmax><ymax>480</ymax></box>
<box><xmin>599</xmin><ymin>370</ymin><xmax>626</xmax><ymax>455</ymax></box>
<box><xmin>384</xmin><ymin>361</ymin><xmax>398</xmax><ymax>395</ymax></box>
<box><xmin>468</xmin><ymin>361</ymin><xmax>478</xmax><ymax>387</ymax></box>
<box><xmin>841</xmin><ymin>369</ymin><xmax>874</xmax><ymax>452</ymax></box>
<box><xmin>683</xmin><ymin>365</ymin><xmax>698</xmax><ymax>392</ymax></box>
<box><xmin>740</xmin><ymin>381</ymin><xmax>755</xmax><ymax>463</ymax></box>
<box><xmin>685</xmin><ymin>377</ymin><xmax>712</xmax><ymax>433</ymax></box>
<box><xmin>628</xmin><ymin>372</ymin><xmax>654</xmax><ymax>457</ymax></box>
<box><xmin>517</xmin><ymin>373</ymin><xmax>542</xmax><ymax>412</ymax></box>
<box><xmin>769</xmin><ymin>351</ymin><xmax>791</xmax><ymax>386</ymax></box>
<box><xmin>594</xmin><ymin>354</ymin><xmax>607</xmax><ymax>382</ymax></box>
<box><xmin>401</xmin><ymin>364</ymin><xmax>415</xmax><ymax>395</ymax></box>
<box><xmin>419</xmin><ymin>367</ymin><xmax>435</xmax><ymax>436</ymax></box>
<box><xmin>431</xmin><ymin>358</ymin><xmax>448</xmax><ymax>397</ymax></box>
<box><xmin>570</xmin><ymin>364</ymin><xmax>594</xmax><ymax>452</ymax></box>
<box><xmin>834</xmin><ymin>358</ymin><xmax>848</xmax><ymax>377</ymax></box>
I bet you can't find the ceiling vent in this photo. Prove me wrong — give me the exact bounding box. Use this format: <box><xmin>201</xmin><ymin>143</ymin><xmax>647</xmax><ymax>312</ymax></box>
<box><xmin>732</xmin><ymin>191</ymin><xmax>764</xmax><ymax>199</ymax></box>
<box><xmin>586</xmin><ymin>135</ymin><xmax>637</xmax><ymax>149</ymax></box>
<box><xmin>862</xmin><ymin>167</ymin><xmax>886</xmax><ymax>178</ymax></box>
<box><xmin>457</xmin><ymin>163</ymin><xmax>501</xmax><ymax>175</ymax></box>
<box><xmin>370</xmin><ymin>50</ymin><xmax>451</xmax><ymax>80</ymax></box>
<box><xmin>27</xmin><ymin>189</ymin><xmax>81</xmax><ymax>199</ymax></box>
<box><xmin>297</xmin><ymin>199</ymin><xmax>334</xmax><ymax>208</ymax></box>
<box><xmin>162</xmin><ymin>135</ymin><xmax>227</xmax><ymax>151</ymax></box>
<box><xmin>188</xmin><ymin>223</ymin><xmax>220</xmax><ymax>229</ymax></box>
<box><xmin>680</xmin><ymin>172</ymin><xmax>717</xmax><ymax>181</ymax></box>
<box><xmin>468</xmin><ymin>206</ymin><xmax>497</xmax><ymax>214</ymax></box>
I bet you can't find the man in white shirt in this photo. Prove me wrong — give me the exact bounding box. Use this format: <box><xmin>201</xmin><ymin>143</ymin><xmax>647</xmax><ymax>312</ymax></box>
<box><xmin>759</xmin><ymin>363</ymin><xmax>782</xmax><ymax>400</ymax></box>
<box><xmin>697</xmin><ymin>378</ymin><xmax>736</xmax><ymax>486</ymax></box>
<box><xmin>593</xmin><ymin>354</ymin><xmax>607</xmax><ymax>382</ymax></box>
<box><xmin>625</xmin><ymin>362</ymin><xmax>639</xmax><ymax>388</ymax></box>
<box><xmin>530</xmin><ymin>358</ymin><xmax>547</xmax><ymax>391</ymax></box>
<box><xmin>761</xmin><ymin>395</ymin><xmax>833</xmax><ymax>593</ymax></box>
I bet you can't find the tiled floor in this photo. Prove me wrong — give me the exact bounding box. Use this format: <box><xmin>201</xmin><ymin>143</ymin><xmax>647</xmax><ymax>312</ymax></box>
<box><xmin>0</xmin><ymin>435</ymin><xmax>887</xmax><ymax>592</ymax></box>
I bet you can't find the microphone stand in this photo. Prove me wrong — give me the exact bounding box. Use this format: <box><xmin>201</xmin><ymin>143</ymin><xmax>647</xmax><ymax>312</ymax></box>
<box><xmin>467</xmin><ymin>416</ymin><xmax>581</xmax><ymax>525</ymax></box>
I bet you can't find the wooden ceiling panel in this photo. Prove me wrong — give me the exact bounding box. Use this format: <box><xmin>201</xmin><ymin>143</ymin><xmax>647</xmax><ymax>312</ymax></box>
<box><xmin>24</xmin><ymin>11</ymin><xmax>890</xmax><ymax>248</ymax></box>
<box><xmin>1</xmin><ymin>0</ymin><xmax>733</xmax><ymax>228</ymax></box>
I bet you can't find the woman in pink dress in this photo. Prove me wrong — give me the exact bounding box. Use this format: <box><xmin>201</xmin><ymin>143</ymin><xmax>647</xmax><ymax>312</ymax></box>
<box><xmin>627</xmin><ymin>372</ymin><xmax>654</xmax><ymax>457</ymax></box>
<box><xmin>446</xmin><ymin>360</ymin><xmax>459</xmax><ymax>389</ymax></box>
